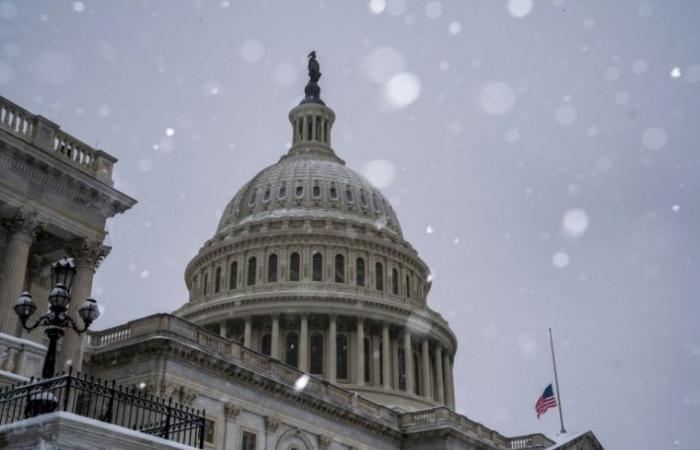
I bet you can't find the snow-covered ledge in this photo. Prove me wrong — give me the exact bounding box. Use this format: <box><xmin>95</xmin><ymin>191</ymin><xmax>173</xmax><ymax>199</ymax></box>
<box><xmin>0</xmin><ymin>332</ymin><xmax>46</xmax><ymax>386</ymax></box>
<box><xmin>0</xmin><ymin>412</ymin><xmax>200</xmax><ymax>450</ymax></box>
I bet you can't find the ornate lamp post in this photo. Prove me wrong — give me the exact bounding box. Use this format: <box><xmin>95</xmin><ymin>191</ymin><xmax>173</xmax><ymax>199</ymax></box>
<box><xmin>13</xmin><ymin>257</ymin><xmax>101</xmax><ymax>379</ymax></box>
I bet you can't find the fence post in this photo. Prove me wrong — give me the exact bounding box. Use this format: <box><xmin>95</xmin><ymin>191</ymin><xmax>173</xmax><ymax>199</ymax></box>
<box><xmin>63</xmin><ymin>373</ymin><xmax>72</xmax><ymax>411</ymax></box>
<box><xmin>200</xmin><ymin>409</ymin><xmax>206</xmax><ymax>449</ymax></box>
<box><xmin>104</xmin><ymin>380</ymin><xmax>115</xmax><ymax>423</ymax></box>
<box><xmin>163</xmin><ymin>397</ymin><xmax>172</xmax><ymax>440</ymax></box>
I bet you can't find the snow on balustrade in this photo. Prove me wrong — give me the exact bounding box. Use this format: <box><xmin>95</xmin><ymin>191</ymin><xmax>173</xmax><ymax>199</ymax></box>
<box><xmin>53</xmin><ymin>129</ymin><xmax>96</xmax><ymax>170</ymax></box>
<box><xmin>0</xmin><ymin>98</ymin><xmax>34</xmax><ymax>137</ymax></box>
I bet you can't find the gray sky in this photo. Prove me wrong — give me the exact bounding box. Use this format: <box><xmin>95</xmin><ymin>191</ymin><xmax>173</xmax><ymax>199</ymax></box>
<box><xmin>2</xmin><ymin>1</ymin><xmax>699</xmax><ymax>449</ymax></box>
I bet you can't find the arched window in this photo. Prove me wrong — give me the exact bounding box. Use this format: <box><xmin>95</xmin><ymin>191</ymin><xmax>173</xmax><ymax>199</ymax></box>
<box><xmin>375</xmin><ymin>262</ymin><xmax>384</xmax><ymax>291</ymax></box>
<box><xmin>392</xmin><ymin>268</ymin><xmax>399</xmax><ymax>295</ymax></box>
<box><xmin>356</xmin><ymin>257</ymin><xmax>365</xmax><ymax>287</ymax></box>
<box><xmin>263</xmin><ymin>186</ymin><xmax>271</xmax><ymax>202</ymax></box>
<box><xmin>278</xmin><ymin>182</ymin><xmax>287</xmax><ymax>199</ymax></box>
<box><xmin>289</xmin><ymin>252</ymin><xmax>300</xmax><ymax>281</ymax></box>
<box><xmin>295</xmin><ymin>184</ymin><xmax>304</xmax><ymax>199</ymax></box>
<box><xmin>372</xmin><ymin>194</ymin><xmax>382</xmax><ymax>214</ymax></box>
<box><xmin>360</xmin><ymin>190</ymin><xmax>368</xmax><ymax>208</ymax></box>
<box><xmin>312</xmin><ymin>252</ymin><xmax>323</xmax><ymax>281</ymax></box>
<box><xmin>214</xmin><ymin>267</ymin><xmax>222</xmax><ymax>293</ymax></box>
<box><xmin>398</xmin><ymin>345</ymin><xmax>406</xmax><ymax>391</ymax></box>
<box><xmin>334</xmin><ymin>254</ymin><xmax>345</xmax><ymax>283</ymax></box>
<box><xmin>345</xmin><ymin>188</ymin><xmax>354</xmax><ymax>203</ymax></box>
<box><xmin>364</xmin><ymin>338</ymin><xmax>371</xmax><ymax>383</ymax></box>
<box><xmin>267</xmin><ymin>254</ymin><xmax>278</xmax><ymax>283</ymax></box>
<box><xmin>229</xmin><ymin>261</ymin><xmax>238</xmax><ymax>290</ymax></box>
<box><xmin>203</xmin><ymin>273</ymin><xmax>209</xmax><ymax>296</ymax></box>
<box><xmin>310</xmin><ymin>333</ymin><xmax>324</xmax><ymax>375</ymax></box>
<box><xmin>329</xmin><ymin>185</ymin><xmax>338</xmax><ymax>200</ymax></box>
<box><xmin>336</xmin><ymin>334</ymin><xmax>348</xmax><ymax>380</ymax></box>
<box><xmin>285</xmin><ymin>332</ymin><xmax>299</xmax><ymax>368</ymax></box>
<box><xmin>261</xmin><ymin>333</ymin><xmax>271</xmax><ymax>356</ymax></box>
<box><xmin>405</xmin><ymin>274</ymin><xmax>411</xmax><ymax>298</ymax></box>
<box><xmin>413</xmin><ymin>352</ymin><xmax>421</xmax><ymax>395</ymax></box>
<box><xmin>312</xmin><ymin>183</ymin><xmax>321</xmax><ymax>198</ymax></box>
<box><xmin>247</xmin><ymin>257</ymin><xmax>257</xmax><ymax>286</ymax></box>
<box><xmin>248</xmin><ymin>190</ymin><xmax>256</xmax><ymax>207</ymax></box>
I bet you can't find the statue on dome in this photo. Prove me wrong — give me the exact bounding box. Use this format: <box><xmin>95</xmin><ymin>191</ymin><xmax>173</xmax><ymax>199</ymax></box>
<box><xmin>301</xmin><ymin>51</ymin><xmax>324</xmax><ymax>105</ymax></box>
<box><xmin>308</xmin><ymin>51</ymin><xmax>321</xmax><ymax>82</ymax></box>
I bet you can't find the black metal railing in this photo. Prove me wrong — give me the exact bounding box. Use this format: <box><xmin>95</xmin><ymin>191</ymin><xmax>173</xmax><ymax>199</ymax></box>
<box><xmin>0</xmin><ymin>371</ymin><xmax>205</xmax><ymax>448</ymax></box>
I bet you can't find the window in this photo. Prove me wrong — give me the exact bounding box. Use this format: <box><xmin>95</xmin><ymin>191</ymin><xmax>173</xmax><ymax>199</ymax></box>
<box><xmin>248</xmin><ymin>190</ymin><xmax>256</xmax><ymax>207</ymax></box>
<box><xmin>229</xmin><ymin>261</ymin><xmax>238</xmax><ymax>289</ymax></box>
<box><xmin>289</xmin><ymin>252</ymin><xmax>300</xmax><ymax>281</ymax></box>
<box><xmin>267</xmin><ymin>254</ymin><xmax>278</xmax><ymax>283</ymax></box>
<box><xmin>360</xmin><ymin>190</ymin><xmax>368</xmax><ymax>208</ymax></box>
<box><xmin>372</xmin><ymin>194</ymin><xmax>382</xmax><ymax>214</ymax></box>
<box><xmin>312</xmin><ymin>183</ymin><xmax>321</xmax><ymax>198</ymax></box>
<box><xmin>405</xmin><ymin>274</ymin><xmax>411</xmax><ymax>298</ymax></box>
<box><xmin>392</xmin><ymin>268</ymin><xmax>399</xmax><ymax>295</ymax></box>
<box><xmin>356</xmin><ymin>257</ymin><xmax>365</xmax><ymax>286</ymax></box>
<box><xmin>345</xmin><ymin>188</ymin><xmax>354</xmax><ymax>203</ymax></box>
<box><xmin>364</xmin><ymin>338</ymin><xmax>371</xmax><ymax>383</ymax></box>
<box><xmin>398</xmin><ymin>345</ymin><xmax>406</xmax><ymax>391</ymax></box>
<box><xmin>310</xmin><ymin>333</ymin><xmax>324</xmax><ymax>375</ymax></box>
<box><xmin>278</xmin><ymin>183</ymin><xmax>287</xmax><ymax>200</ymax></box>
<box><xmin>214</xmin><ymin>267</ymin><xmax>222</xmax><ymax>293</ymax></box>
<box><xmin>263</xmin><ymin>186</ymin><xmax>271</xmax><ymax>202</ymax></box>
<box><xmin>334</xmin><ymin>254</ymin><xmax>344</xmax><ymax>283</ymax></box>
<box><xmin>241</xmin><ymin>431</ymin><xmax>257</xmax><ymax>450</ymax></box>
<box><xmin>285</xmin><ymin>332</ymin><xmax>299</xmax><ymax>368</ymax></box>
<box><xmin>261</xmin><ymin>333</ymin><xmax>271</xmax><ymax>356</ymax></box>
<box><xmin>329</xmin><ymin>185</ymin><xmax>338</xmax><ymax>200</ymax></box>
<box><xmin>193</xmin><ymin>275</ymin><xmax>198</xmax><ymax>293</ymax></box>
<box><xmin>204</xmin><ymin>419</ymin><xmax>215</xmax><ymax>445</ymax></box>
<box><xmin>336</xmin><ymin>334</ymin><xmax>348</xmax><ymax>380</ymax></box>
<box><xmin>295</xmin><ymin>184</ymin><xmax>304</xmax><ymax>199</ymax></box>
<box><xmin>203</xmin><ymin>273</ymin><xmax>209</xmax><ymax>296</ymax></box>
<box><xmin>375</xmin><ymin>262</ymin><xmax>384</xmax><ymax>291</ymax></box>
<box><xmin>312</xmin><ymin>252</ymin><xmax>323</xmax><ymax>281</ymax></box>
<box><xmin>247</xmin><ymin>257</ymin><xmax>257</xmax><ymax>286</ymax></box>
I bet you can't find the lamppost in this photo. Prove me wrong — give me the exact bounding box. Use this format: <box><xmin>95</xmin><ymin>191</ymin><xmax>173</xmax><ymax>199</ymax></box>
<box><xmin>13</xmin><ymin>257</ymin><xmax>101</xmax><ymax>379</ymax></box>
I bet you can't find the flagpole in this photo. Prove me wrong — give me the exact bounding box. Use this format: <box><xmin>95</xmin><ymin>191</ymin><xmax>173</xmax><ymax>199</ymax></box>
<box><xmin>549</xmin><ymin>328</ymin><xmax>567</xmax><ymax>434</ymax></box>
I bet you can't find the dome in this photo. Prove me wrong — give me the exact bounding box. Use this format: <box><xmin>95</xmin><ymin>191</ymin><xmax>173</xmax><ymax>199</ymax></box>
<box><xmin>216</xmin><ymin>151</ymin><xmax>403</xmax><ymax>237</ymax></box>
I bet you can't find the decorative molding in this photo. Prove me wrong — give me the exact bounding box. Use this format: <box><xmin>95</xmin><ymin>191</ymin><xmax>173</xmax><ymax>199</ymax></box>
<box><xmin>318</xmin><ymin>435</ymin><xmax>332</xmax><ymax>449</ymax></box>
<box><xmin>224</xmin><ymin>402</ymin><xmax>240</xmax><ymax>421</ymax></box>
<box><xmin>66</xmin><ymin>238</ymin><xmax>110</xmax><ymax>270</ymax></box>
<box><xmin>265</xmin><ymin>415</ymin><xmax>281</xmax><ymax>433</ymax></box>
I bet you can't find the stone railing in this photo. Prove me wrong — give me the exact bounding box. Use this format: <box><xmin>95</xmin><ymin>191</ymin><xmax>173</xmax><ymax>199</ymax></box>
<box><xmin>0</xmin><ymin>95</ymin><xmax>116</xmax><ymax>184</ymax></box>
<box><xmin>0</xmin><ymin>332</ymin><xmax>47</xmax><ymax>384</ymax></box>
<box><xmin>399</xmin><ymin>407</ymin><xmax>554</xmax><ymax>449</ymax></box>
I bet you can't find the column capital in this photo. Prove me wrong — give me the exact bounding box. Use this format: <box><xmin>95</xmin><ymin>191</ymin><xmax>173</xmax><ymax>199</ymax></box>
<box><xmin>66</xmin><ymin>239</ymin><xmax>110</xmax><ymax>270</ymax></box>
<box><xmin>2</xmin><ymin>209</ymin><xmax>42</xmax><ymax>238</ymax></box>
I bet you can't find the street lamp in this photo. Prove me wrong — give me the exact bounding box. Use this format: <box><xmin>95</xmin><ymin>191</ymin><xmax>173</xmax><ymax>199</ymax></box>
<box><xmin>14</xmin><ymin>257</ymin><xmax>101</xmax><ymax>380</ymax></box>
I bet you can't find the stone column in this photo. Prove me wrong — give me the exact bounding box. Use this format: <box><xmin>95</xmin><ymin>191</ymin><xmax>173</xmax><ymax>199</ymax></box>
<box><xmin>58</xmin><ymin>239</ymin><xmax>106</xmax><ymax>372</ymax></box>
<box><xmin>381</xmin><ymin>323</ymin><xmax>391</xmax><ymax>389</ymax></box>
<box><xmin>443</xmin><ymin>353</ymin><xmax>455</xmax><ymax>409</ymax></box>
<box><xmin>421</xmin><ymin>339</ymin><xmax>432</xmax><ymax>399</ymax></box>
<box><xmin>435</xmin><ymin>345</ymin><xmax>445</xmax><ymax>403</ymax></box>
<box><xmin>243</xmin><ymin>317</ymin><xmax>252</xmax><ymax>347</ymax></box>
<box><xmin>0</xmin><ymin>211</ymin><xmax>38</xmax><ymax>336</ymax></box>
<box><xmin>299</xmin><ymin>313</ymin><xmax>309</xmax><ymax>372</ymax></box>
<box><xmin>355</xmin><ymin>319</ymin><xmax>365</xmax><ymax>386</ymax></box>
<box><xmin>327</xmin><ymin>315</ymin><xmax>337</xmax><ymax>382</ymax></box>
<box><xmin>219</xmin><ymin>320</ymin><xmax>228</xmax><ymax>338</ymax></box>
<box><xmin>271</xmin><ymin>314</ymin><xmax>280</xmax><ymax>359</ymax></box>
<box><xmin>404</xmin><ymin>330</ymin><xmax>414</xmax><ymax>394</ymax></box>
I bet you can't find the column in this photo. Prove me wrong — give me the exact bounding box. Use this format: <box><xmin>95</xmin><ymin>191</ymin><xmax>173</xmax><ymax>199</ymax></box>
<box><xmin>421</xmin><ymin>339</ymin><xmax>432</xmax><ymax>399</ymax></box>
<box><xmin>435</xmin><ymin>345</ymin><xmax>445</xmax><ymax>403</ymax></box>
<box><xmin>302</xmin><ymin>116</ymin><xmax>308</xmax><ymax>141</ymax></box>
<box><xmin>271</xmin><ymin>314</ymin><xmax>280</xmax><ymax>359</ymax></box>
<box><xmin>0</xmin><ymin>212</ymin><xmax>38</xmax><ymax>336</ymax></box>
<box><xmin>299</xmin><ymin>313</ymin><xmax>309</xmax><ymax>372</ymax></box>
<box><xmin>219</xmin><ymin>320</ymin><xmax>228</xmax><ymax>338</ymax></box>
<box><xmin>355</xmin><ymin>319</ymin><xmax>365</xmax><ymax>386</ymax></box>
<box><xmin>372</xmin><ymin>333</ymin><xmax>380</xmax><ymax>386</ymax></box>
<box><xmin>327</xmin><ymin>315</ymin><xmax>337</xmax><ymax>382</ymax></box>
<box><xmin>404</xmin><ymin>330</ymin><xmax>414</xmax><ymax>394</ymax></box>
<box><xmin>443</xmin><ymin>353</ymin><xmax>455</xmax><ymax>409</ymax></box>
<box><xmin>243</xmin><ymin>317</ymin><xmax>252</xmax><ymax>347</ymax></box>
<box><xmin>58</xmin><ymin>239</ymin><xmax>105</xmax><ymax>372</ymax></box>
<box><xmin>381</xmin><ymin>323</ymin><xmax>391</xmax><ymax>389</ymax></box>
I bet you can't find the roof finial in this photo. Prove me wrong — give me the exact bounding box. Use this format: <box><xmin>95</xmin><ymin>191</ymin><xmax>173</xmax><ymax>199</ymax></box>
<box><xmin>301</xmin><ymin>51</ymin><xmax>324</xmax><ymax>105</ymax></box>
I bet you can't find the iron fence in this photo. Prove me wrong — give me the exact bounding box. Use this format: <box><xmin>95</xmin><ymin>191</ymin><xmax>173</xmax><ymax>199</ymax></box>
<box><xmin>0</xmin><ymin>371</ymin><xmax>205</xmax><ymax>448</ymax></box>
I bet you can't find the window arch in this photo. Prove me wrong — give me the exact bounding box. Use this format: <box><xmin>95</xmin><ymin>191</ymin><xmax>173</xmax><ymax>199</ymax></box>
<box><xmin>289</xmin><ymin>252</ymin><xmax>300</xmax><ymax>281</ymax></box>
<box><xmin>375</xmin><ymin>262</ymin><xmax>384</xmax><ymax>291</ymax></box>
<box><xmin>261</xmin><ymin>333</ymin><xmax>271</xmax><ymax>356</ymax></box>
<box><xmin>285</xmin><ymin>332</ymin><xmax>299</xmax><ymax>368</ymax></box>
<box><xmin>364</xmin><ymin>338</ymin><xmax>371</xmax><ymax>383</ymax></box>
<box><xmin>310</xmin><ymin>332</ymin><xmax>324</xmax><ymax>375</ymax></box>
<box><xmin>312</xmin><ymin>252</ymin><xmax>323</xmax><ymax>281</ymax></box>
<box><xmin>247</xmin><ymin>257</ymin><xmax>257</xmax><ymax>286</ymax></box>
<box><xmin>214</xmin><ymin>267</ymin><xmax>222</xmax><ymax>293</ymax></box>
<box><xmin>356</xmin><ymin>257</ymin><xmax>365</xmax><ymax>287</ymax></box>
<box><xmin>203</xmin><ymin>272</ymin><xmax>209</xmax><ymax>296</ymax></box>
<box><xmin>229</xmin><ymin>261</ymin><xmax>238</xmax><ymax>290</ymax></box>
<box><xmin>334</xmin><ymin>254</ymin><xmax>345</xmax><ymax>283</ymax></box>
<box><xmin>336</xmin><ymin>334</ymin><xmax>349</xmax><ymax>380</ymax></box>
<box><xmin>392</xmin><ymin>268</ymin><xmax>399</xmax><ymax>295</ymax></box>
<box><xmin>267</xmin><ymin>254</ymin><xmax>278</xmax><ymax>283</ymax></box>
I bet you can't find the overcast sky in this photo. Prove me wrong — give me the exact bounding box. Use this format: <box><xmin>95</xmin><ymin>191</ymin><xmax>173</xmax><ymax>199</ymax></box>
<box><xmin>2</xmin><ymin>1</ymin><xmax>699</xmax><ymax>449</ymax></box>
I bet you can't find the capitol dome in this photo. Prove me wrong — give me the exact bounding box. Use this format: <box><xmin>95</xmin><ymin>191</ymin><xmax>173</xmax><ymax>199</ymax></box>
<box><xmin>176</xmin><ymin>54</ymin><xmax>457</xmax><ymax>412</ymax></box>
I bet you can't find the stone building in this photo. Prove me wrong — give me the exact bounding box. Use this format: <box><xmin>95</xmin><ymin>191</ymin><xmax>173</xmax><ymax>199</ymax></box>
<box><xmin>0</xmin><ymin>57</ymin><xmax>604</xmax><ymax>450</ymax></box>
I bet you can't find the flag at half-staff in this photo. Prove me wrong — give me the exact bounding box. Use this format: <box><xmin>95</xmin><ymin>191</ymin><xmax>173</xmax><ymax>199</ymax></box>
<box><xmin>535</xmin><ymin>384</ymin><xmax>557</xmax><ymax>418</ymax></box>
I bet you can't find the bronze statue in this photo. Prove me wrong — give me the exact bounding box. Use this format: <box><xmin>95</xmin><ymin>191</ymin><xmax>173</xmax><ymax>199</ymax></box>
<box><xmin>301</xmin><ymin>51</ymin><xmax>324</xmax><ymax>105</ymax></box>
<box><xmin>308</xmin><ymin>51</ymin><xmax>321</xmax><ymax>82</ymax></box>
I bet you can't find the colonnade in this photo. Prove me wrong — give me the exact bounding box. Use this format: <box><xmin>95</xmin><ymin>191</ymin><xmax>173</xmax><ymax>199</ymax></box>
<box><xmin>207</xmin><ymin>313</ymin><xmax>456</xmax><ymax>408</ymax></box>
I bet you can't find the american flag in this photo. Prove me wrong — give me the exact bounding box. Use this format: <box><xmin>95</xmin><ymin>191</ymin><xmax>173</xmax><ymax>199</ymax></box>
<box><xmin>535</xmin><ymin>384</ymin><xmax>557</xmax><ymax>418</ymax></box>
